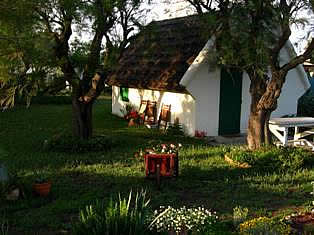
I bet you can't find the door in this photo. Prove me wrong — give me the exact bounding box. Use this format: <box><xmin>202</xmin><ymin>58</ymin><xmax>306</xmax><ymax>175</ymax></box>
<box><xmin>218</xmin><ymin>67</ymin><xmax>243</xmax><ymax>135</ymax></box>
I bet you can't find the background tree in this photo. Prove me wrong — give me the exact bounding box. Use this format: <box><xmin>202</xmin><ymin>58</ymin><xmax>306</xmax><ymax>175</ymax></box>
<box><xmin>0</xmin><ymin>0</ymin><xmax>147</xmax><ymax>139</ymax></box>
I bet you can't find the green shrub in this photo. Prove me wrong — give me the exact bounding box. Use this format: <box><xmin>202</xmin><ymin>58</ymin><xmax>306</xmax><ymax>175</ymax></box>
<box><xmin>72</xmin><ymin>190</ymin><xmax>151</xmax><ymax>235</ymax></box>
<box><xmin>298</xmin><ymin>90</ymin><xmax>314</xmax><ymax>117</ymax></box>
<box><xmin>44</xmin><ymin>134</ymin><xmax>118</xmax><ymax>153</ymax></box>
<box><xmin>166</xmin><ymin>123</ymin><xmax>185</xmax><ymax>136</ymax></box>
<box><xmin>226</xmin><ymin>146</ymin><xmax>314</xmax><ymax>172</ymax></box>
<box><xmin>233</xmin><ymin>206</ymin><xmax>249</xmax><ymax>227</ymax></box>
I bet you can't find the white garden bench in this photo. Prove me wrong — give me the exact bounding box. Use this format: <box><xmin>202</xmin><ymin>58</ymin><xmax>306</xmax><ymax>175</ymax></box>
<box><xmin>268</xmin><ymin>117</ymin><xmax>314</xmax><ymax>151</ymax></box>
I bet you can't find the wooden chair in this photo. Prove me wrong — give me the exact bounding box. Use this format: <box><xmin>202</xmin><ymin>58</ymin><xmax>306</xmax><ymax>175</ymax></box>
<box><xmin>138</xmin><ymin>100</ymin><xmax>148</xmax><ymax>114</ymax></box>
<box><xmin>138</xmin><ymin>100</ymin><xmax>148</xmax><ymax>124</ymax></box>
<box><xmin>157</xmin><ymin>104</ymin><xmax>171</xmax><ymax>130</ymax></box>
<box><xmin>144</xmin><ymin>101</ymin><xmax>157</xmax><ymax>124</ymax></box>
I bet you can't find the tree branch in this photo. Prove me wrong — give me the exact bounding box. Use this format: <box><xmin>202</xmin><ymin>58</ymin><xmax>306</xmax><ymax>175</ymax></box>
<box><xmin>281</xmin><ymin>38</ymin><xmax>314</xmax><ymax>73</ymax></box>
<box><xmin>34</xmin><ymin>8</ymin><xmax>54</xmax><ymax>34</ymax></box>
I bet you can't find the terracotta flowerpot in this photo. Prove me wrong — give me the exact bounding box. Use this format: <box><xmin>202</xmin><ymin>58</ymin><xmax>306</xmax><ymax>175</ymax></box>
<box><xmin>32</xmin><ymin>181</ymin><xmax>51</xmax><ymax>196</ymax></box>
<box><xmin>128</xmin><ymin>118</ymin><xmax>137</xmax><ymax>127</ymax></box>
<box><xmin>290</xmin><ymin>212</ymin><xmax>314</xmax><ymax>233</ymax></box>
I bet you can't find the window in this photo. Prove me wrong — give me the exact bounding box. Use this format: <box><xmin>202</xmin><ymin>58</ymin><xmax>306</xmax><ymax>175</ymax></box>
<box><xmin>120</xmin><ymin>87</ymin><xmax>129</xmax><ymax>102</ymax></box>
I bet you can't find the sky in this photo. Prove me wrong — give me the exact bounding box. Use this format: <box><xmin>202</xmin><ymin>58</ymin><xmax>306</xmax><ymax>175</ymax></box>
<box><xmin>148</xmin><ymin>1</ymin><xmax>314</xmax><ymax>55</ymax></box>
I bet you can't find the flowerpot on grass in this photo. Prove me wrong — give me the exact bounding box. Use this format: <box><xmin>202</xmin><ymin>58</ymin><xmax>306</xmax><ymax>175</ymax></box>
<box><xmin>32</xmin><ymin>181</ymin><xmax>51</xmax><ymax>196</ymax></box>
<box><xmin>128</xmin><ymin>118</ymin><xmax>137</xmax><ymax>127</ymax></box>
<box><xmin>286</xmin><ymin>212</ymin><xmax>314</xmax><ymax>234</ymax></box>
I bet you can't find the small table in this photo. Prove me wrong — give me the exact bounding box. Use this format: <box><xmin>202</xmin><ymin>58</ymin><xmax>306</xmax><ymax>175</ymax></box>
<box><xmin>144</xmin><ymin>153</ymin><xmax>178</xmax><ymax>189</ymax></box>
<box><xmin>268</xmin><ymin>117</ymin><xmax>314</xmax><ymax>149</ymax></box>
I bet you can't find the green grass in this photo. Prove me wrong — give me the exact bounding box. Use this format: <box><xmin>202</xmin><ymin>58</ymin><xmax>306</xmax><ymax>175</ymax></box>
<box><xmin>0</xmin><ymin>98</ymin><xmax>313</xmax><ymax>234</ymax></box>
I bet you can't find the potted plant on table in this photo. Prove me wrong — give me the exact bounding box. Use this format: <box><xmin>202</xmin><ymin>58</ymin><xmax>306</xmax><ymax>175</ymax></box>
<box><xmin>144</xmin><ymin>143</ymin><xmax>182</xmax><ymax>178</ymax></box>
<box><xmin>32</xmin><ymin>171</ymin><xmax>51</xmax><ymax>197</ymax></box>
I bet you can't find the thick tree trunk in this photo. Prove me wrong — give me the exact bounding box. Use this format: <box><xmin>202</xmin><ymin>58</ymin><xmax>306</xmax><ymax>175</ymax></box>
<box><xmin>247</xmin><ymin>70</ymin><xmax>287</xmax><ymax>149</ymax></box>
<box><xmin>247</xmin><ymin>109</ymin><xmax>267</xmax><ymax>149</ymax></box>
<box><xmin>246</xmin><ymin>69</ymin><xmax>268</xmax><ymax>149</ymax></box>
<box><xmin>72</xmin><ymin>97</ymin><xmax>94</xmax><ymax>140</ymax></box>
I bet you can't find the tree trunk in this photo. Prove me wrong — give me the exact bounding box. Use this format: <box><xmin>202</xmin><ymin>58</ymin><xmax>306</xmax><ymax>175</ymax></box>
<box><xmin>72</xmin><ymin>97</ymin><xmax>94</xmax><ymax>140</ymax></box>
<box><xmin>247</xmin><ymin>108</ymin><xmax>267</xmax><ymax>149</ymax></box>
<box><xmin>247</xmin><ymin>70</ymin><xmax>287</xmax><ymax>149</ymax></box>
<box><xmin>246</xmin><ymin>69</ymin><xmax>268</xmax><ymax>149</ymax></box>
<box><xmin>264</xmin><ymin>110</ymin><xmax>272</xmax><ymax>145</ymax></box>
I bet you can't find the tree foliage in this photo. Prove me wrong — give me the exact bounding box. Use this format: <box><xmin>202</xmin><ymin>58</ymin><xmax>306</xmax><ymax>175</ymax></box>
<box><xmin>0</xmin><ymin>0</ymin><xmax>148</xmax><ymax>139</ymax></box>
<box><xmin>0</xmin><ymin>0</ymin><xmax>147</xmax><ymax>108</ymax></box>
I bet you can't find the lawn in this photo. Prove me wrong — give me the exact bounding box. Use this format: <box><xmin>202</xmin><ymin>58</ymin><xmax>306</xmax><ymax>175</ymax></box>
<box><xmin>0</xmin><ymin>98</ymin><xmax>314</xmax><ymax>234</ymax></box>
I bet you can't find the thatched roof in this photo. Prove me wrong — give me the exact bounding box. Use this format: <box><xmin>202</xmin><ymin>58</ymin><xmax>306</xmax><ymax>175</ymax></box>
<box><xmin>107</xmin><ymin>15</ymin><xmax>209</xmax><ymax>93</ymax></box>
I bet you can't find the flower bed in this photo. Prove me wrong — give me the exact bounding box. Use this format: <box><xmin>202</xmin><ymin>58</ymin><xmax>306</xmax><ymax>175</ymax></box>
<box><xmin>239</xmin><ymin>216</ymin><xmax>291</xmax><ymax>235</ymax></box>
<box><xmin>149</xmin><ymin>206</ymin><xmax>218</xmax><ymax>234</ymax></box>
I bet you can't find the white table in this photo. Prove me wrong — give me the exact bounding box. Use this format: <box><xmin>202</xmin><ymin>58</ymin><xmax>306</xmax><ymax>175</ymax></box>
<box><xmin>268</xmin><ymin>117</ymin><xmax>314</xmax><ymax>149</ymax></box>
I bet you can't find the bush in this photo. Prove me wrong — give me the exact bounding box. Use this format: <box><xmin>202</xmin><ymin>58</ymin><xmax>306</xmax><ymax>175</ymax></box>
<box><xmin>226</xmin><ymin>146</ymin><xmax>314</xmax><ymax>173</ymax></box>
<box><xmin>72</xmin><ymin>190</ymin><xmax>151</xmax><ymax>235</ymax></box>
<box><xmin>233</xmin><ymin>206</ymin><xmax>249</xmax><ymax>227</ymax></box>
<box><xmin>298</xmin><ymin>90</ymin><xmax>314</xmax><ymax>117</ymax></box>
<box><xmin>166</xmin><ymin>123</ymin><xmax>185</xmax><ymax>136</ymax></box>
<box><xmin>44</xmin><ymin>134</ymin><xmax>118</xmax><ymax>153</ymax></box>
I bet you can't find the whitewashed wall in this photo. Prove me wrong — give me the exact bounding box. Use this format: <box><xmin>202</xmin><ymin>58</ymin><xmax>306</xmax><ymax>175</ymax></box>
<box><xmin>112</xmin><ymin>85</ymin><xmax>196</xmax><ymax>136</ymax></box>
<box><xmin>185</xmin><ymin>64</ymin><xmax>221</xmax><ymax>136</ymax></box>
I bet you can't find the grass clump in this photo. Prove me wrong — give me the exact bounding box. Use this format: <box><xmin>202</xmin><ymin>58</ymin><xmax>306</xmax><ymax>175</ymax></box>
<box><xmin>226</xmin><ymin>146</ymin><xmax>314</xmax><ymax>172</ymax></box>
<box><xmin>72</xmin><ymin>190</ymin><xmax>151</xmax><ymax>235</ymax></box>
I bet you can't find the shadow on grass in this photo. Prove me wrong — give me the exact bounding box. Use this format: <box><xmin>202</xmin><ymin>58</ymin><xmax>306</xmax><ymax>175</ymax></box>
<box><xmin>1</xmin><ymin>154</ymin><xmax>312</xmax><ymax>234</ymax></box>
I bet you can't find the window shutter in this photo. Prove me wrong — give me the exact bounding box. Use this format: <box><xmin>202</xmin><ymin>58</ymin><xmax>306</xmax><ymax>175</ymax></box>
<box><xmin>120</xmin><ymin>87</ymin><xmax>129</xmax><ymax>102</ymax></box>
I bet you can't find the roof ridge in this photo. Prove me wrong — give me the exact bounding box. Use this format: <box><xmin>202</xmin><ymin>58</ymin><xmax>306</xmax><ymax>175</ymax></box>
<box><xmin>149</xmin><ymin>14</ymin><xmax>200</xmax><ymax>26</ymax></box>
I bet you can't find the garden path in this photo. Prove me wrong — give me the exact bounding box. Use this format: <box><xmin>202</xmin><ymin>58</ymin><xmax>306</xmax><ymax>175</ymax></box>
<box><xmin>207</xmin><ymin>134</ymin><xmax>247</xmax><ymax>145</ymax></box>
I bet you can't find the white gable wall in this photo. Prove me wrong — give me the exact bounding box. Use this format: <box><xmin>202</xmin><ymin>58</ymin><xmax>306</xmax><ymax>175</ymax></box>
<box><xmin>185</xmin><ymin>63</ymin><xmax>221</xmax><ymax>136</ymax></box>
<box><xmin>112</xmin><ymin>85</ymin><xmax>196</xmax><ymax>136</ymax></box>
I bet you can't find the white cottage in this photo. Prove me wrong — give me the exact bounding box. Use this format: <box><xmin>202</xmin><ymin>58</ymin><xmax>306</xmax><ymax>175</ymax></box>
<box><xmin>108</xmin><ymin>15</ymin><xmax>310</xmax><ymax>137</ymax></box>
